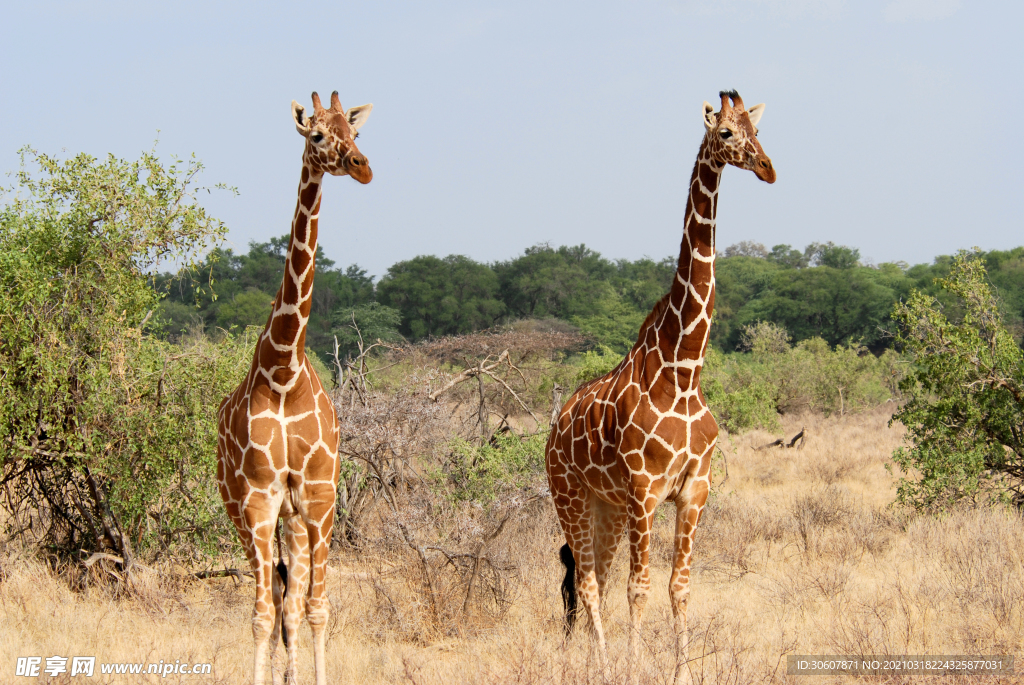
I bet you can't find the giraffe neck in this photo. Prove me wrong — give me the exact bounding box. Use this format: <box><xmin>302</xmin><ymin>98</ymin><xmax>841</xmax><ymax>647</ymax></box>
<box><xmin>662</xmin><ymin>136</ymin><xmax>723</xmax><ymax>371</ymax></box>
<box><xmin>256</xmin><ymin>162</ymin><xmax>324</xmax><ymax>391</ymax></box>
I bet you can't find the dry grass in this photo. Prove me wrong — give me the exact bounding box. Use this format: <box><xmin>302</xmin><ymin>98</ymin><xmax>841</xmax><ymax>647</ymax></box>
<box><xmin>2</xmin><ymin>406</ymin><xmax>1023</xmax><ymax>684</ymax></box>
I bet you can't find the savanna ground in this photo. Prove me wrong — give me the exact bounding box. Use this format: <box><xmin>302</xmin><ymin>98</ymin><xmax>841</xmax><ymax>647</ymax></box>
<box><xmin>4</xmin><ymin>407</ymin><xmax>1022</xmax><ymax>684</ymax></box>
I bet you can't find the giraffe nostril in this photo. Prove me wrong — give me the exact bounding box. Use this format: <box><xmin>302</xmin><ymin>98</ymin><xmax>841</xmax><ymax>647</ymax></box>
<box><xmin>759</xmin><ymin>158</ymin><xmax>771</xmax><ymax>169</ymax></box>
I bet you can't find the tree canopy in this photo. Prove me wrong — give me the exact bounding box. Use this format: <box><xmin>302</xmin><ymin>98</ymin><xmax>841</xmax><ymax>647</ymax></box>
<box><xmin>158</xmin><ymin>234</ymin><xmax>1024</xmax><ymax>358</ymax></box>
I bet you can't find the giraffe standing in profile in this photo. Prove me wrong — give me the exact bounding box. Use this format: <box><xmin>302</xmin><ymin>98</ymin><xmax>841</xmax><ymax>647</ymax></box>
<box><xmin>217</xmin><ymin>90</ymin><xmax>373</xmax><ymax>685</ymax></box>
<box><xmin>546</xmin><ymin>90</ymin><xmax>775</xmax><ymax>684</ymax></box>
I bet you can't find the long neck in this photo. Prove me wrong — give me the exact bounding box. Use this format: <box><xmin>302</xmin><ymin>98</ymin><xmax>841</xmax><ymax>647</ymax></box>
<box><xmin>658</xmin><ymin>137</ymin><xmax>723</xmax><ymax>370</ymax></box>
<box><xmin>256</xmin><ymin>162</ymin><xmax>324</xmax><ymax>391</ymax></box>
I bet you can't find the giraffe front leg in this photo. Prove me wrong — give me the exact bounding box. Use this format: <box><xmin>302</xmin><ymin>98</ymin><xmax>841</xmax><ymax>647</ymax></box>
<box><xmin>671</xmin><ymin>479</ymin><xmax>709</xmax><ymax>685</ymax></box>
<box><xmin>626</xmin><ymin>497</ymin><xmax>655</xmax><ymax>684</ymax></box>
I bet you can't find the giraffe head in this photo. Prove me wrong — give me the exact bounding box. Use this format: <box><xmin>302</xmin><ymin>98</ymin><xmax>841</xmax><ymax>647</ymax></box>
<box><xmin>702</xmin><ymin>90</ymin><xmax>775</xmax><ymax>184</ymax></box>
<box><xmin>291</xmin><ymin>91</ymin><xmax>373</xmax><ymax>183</ymax></box>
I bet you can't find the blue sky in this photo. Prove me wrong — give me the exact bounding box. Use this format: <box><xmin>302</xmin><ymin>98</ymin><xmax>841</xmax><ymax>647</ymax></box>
<box><xmin>2</xmin><ymin>0</ymin><xmax>1021</xmax><ymax>278</ymax></box>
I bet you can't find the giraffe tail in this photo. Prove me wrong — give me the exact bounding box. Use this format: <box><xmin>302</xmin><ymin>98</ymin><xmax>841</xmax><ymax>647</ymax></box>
<box><xmin>559</xmin><ymin>543</ymin><xmax>577</xmax><ymax>635</ymax></box>
<box><xmin>275</xmin><ymin>524</ymin><xmax>290</xmax><ymax>649</ymax></box>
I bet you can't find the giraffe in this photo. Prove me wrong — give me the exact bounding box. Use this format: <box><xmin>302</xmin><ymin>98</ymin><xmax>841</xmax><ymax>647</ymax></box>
<box><xmin>546</xmin><ymin>90</ymin><xmax>775</xmax><ymax>684</ymax></box>
<box><xmin>217</xmin><ymin>90</ymin><xmax>373</xmax><ymax>685</ymax></box>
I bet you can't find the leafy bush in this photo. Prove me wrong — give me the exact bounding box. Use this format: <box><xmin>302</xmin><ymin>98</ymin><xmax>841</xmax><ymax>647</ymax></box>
<box><xmin>704</xmin><ymin>322</ymin><xmax>899</xmax><ymax>433</ymax></box>
<box><xmin>433</xmin><ymin>433</ymin><xmax>547</xmax><ymax>504</ymax></box>
<box><xmin>891</xmin><ymin>251</ymin><xmax>1024</xmax><ymax>511</ymax></box>
<box><xmin>569</xmin><ymin>344</ymin><xmax>623</xmax><ymax>389</ymax></box>
<box><xmin>0</xmin><ymin>147</ymin><xmax>235</xmax><ymax>566</ymax></box>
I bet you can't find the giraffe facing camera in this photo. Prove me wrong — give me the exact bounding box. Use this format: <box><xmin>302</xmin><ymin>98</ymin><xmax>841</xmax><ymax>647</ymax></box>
<box><xmin>291</xmin><ymin>90</ymin><xmax>373</xmax><ymax>183</ymax></box>
<box><xmin>546</xmin><ymin>90</ymin><xmax>775</xmax><ymax>685</ymax></box>
<box><xmin>217</xmin><ymin>90</ymin><xmax>373</xmax><ymax>685</ymax></box>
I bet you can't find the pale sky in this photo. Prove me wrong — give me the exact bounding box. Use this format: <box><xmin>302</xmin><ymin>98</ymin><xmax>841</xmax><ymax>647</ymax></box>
<box><xmin>2</xmin><ymin>0</ymin><xmax>1021</xmax><ymax>278</ymax></box>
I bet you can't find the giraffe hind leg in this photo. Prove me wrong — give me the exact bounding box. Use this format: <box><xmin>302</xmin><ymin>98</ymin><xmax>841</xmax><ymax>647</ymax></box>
<box><xmin>593</xmin><ymin>498</ymin><xmax>627</xmax><ymax>603</ymax></box>
<box><xmin>239</xmin><ymin>497</ymin><xmax>283</xmax><ymax>685</ymax></box>
<box><xmin>282</xmin><ymin>514</ymin><xmax>309</xmax><ymax>684</ymax></box>
<box><xmin>552</xmin><ymin>482</ymin><xmax>609</xmax><ymax>674</ymax></box>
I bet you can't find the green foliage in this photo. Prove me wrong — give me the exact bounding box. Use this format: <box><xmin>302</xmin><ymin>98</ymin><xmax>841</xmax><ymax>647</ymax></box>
<box><xmin>215</xmin><ymin>287</ymin><xmax>273</xmax><ymax>331</ymax></box>
<box><xmin>704</xmin><ymin>322</ymin><xmax>898</xmax><ymax>434</ymax></box>
<box><xmin>377</xmin><ymin>254</ymin><xmax>505</xmax><ymax>339</ymax></box>
<box><xmin>0</xmin><ymin>147</ymin><xmax>236</xmax><ymax>563</ymax></box>
<box><xmin>157</xmin><ymin>236</ymin><xmax>376</xmax><ymax>356</ymax></box>
<box><xmin>891</xmin><ymin>252</ymin><xmax>1024</xmax><ymax>511</ymax></box>
<box><xmin>432</xmin><ymin>433</ymin><xmax>547</xmax><ymax>504</ymax></box>
<box><xmin>707</xmin><ymin>377</ymin><xmax>782</xmax><ymax>433</ymax></box>
<box><xmin>738</xmin><ymin>266</ymin><xmax>898</xmax><ymax>351</ymax></box>
<box><xmin>569</xmin><ymin>344</ymin><xmax>624</xmax><ymax>389</ymax></box>
<box><xmin>702</xmin><ymin>344</ymin><xmax>781</xmax><ymax>433</ymax></box>
<box><xmin>494</xmin><ymin>244</ymin><xmax>672</xmax><ymax>352</ymax></box>
<box><xmin>331</xmin><ymin>302</ymin><xmax>404</xmax><ymax>359</ymax></box>
<box><xmin>157</xmin><ymin>234</ymin><xmax>1024</xmax><ymax>358</ymax></box>
<box><xmin>807</xmin><ymin>241</ymin><xmax>861</xmax><ymax>269</ymax></box>
<box><xmin>767</xmin><ymin>243</ymin><xmax>809</xmax><ymax>269</ymax></box>
<box><xmin>570</xmin><ymin>287</ymin><xmax>647</xmax><ymax>355</ymax></box>
<box><xmin>80</xmin><ymin>331</ymin><xmax>255</xmax><ymax>562</ymax></box>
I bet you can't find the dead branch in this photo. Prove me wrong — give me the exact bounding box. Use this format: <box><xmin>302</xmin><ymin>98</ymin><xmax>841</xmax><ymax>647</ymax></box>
<box><xmin>428</xmin><ymin>349</ymin><xmax>540</xmax><ymax>427</ymax></box>
<box><xmin>83</xmin><ymin>552</ymin><xmax>123</xmax><ymax>568</ymax></box>
<box><xmin>398</xmin><ymin>522</ymin><xmax>438</xmax><ymax>618</ymax></box>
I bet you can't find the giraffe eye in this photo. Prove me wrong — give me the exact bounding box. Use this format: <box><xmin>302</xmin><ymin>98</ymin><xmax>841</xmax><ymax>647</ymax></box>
<box><xmin>310</xmin><ymin>132</ymin><xmax>324</xmax><ymax>143</ymax></box>
<box><xmin>719</xmin><ymin>129</ymin><xmax>733</xmax><ymax>140</ymax></box>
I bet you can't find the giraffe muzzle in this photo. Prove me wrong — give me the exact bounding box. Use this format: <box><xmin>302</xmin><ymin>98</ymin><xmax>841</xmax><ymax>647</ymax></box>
<box><xmin>755</xmin><ymin>156</ymin><xmax>776</xmax><ymax>184</ymax></box>
<box><xmin>346</xmin><ymin>154</ymin><xmax>373</xmax><ymax>184</ymax></box>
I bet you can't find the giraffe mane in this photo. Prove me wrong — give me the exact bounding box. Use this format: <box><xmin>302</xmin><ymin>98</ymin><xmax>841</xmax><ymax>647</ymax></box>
<box><xmin>634</xmin><ymin>291</ymin><xmax>673</xmax><ymax>346</ymax></box>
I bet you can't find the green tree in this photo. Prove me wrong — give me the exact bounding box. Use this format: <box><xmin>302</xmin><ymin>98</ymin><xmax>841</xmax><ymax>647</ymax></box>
<box><xmin>807</xmin><ymin>241</ymin><xmax>861</xmax><ymax>269</ymax></box>
<box><xmin>215</xmin><ymin>287</ymin><xmax>274</xmax><ymax>330</ymax></box>
<box><xmin>766</xmin><ymin>243</ymin><xmax>809</xmax><ymax>269</ymax></box>
<box><xmin>377</xmin><ymin>254</ymin><xmax>505</xmax><ymax>339</ymax></box>
<box><xmin>712</xmin><ymin>254</ymin><xmax>782</xmax><ymax>349</ymax></box>
<box><xmin>495</xmin><ymin>243</ymin><xmax>615</xmax><ymax>320</ymax></box>
<box><xmin>0</xmin><ymin>147</ymin><xmax>239</xmax><ymax>565</ymax></box>
<box><xmin>744</xmin><ymin>266</ymin><xmax>896</xmax><ymax>349</ymax></box>
<box><xmin>331</xmin><ymin>302</ymin><xmax>404</xmax><ymax>358</ymax></box>
<box><xmin>157</xmin><ymin>236</ymin><xmax>377</xmax><ymax>357</ymax></box>
<box><xmin>891</xmin><ymin>251</ymin><xmax>1024</xmax><ymax>511</ymax></box>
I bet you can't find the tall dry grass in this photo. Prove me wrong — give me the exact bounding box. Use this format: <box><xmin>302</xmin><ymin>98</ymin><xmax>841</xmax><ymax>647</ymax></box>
<box><xmin>2</xmin><ymin>407</ymin><xmax>1022</xmax><ymax>683</ymax></box>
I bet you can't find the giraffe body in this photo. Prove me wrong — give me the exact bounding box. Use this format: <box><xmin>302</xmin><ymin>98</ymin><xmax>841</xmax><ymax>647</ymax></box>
<box><xmin>217</xmin><ymin>90</ymin><xmax>373</xmax><ymax>685</ymax></box>
<box><xmin>546</xmin><ymin>91</ymin><xmax>775</xmax><ymax>684</ymax></box>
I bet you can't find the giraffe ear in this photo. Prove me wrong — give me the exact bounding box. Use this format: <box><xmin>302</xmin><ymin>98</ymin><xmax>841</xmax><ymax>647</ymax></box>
<box><xmin>746</xmin><ymin>103</ymin><xmax>765</xmax><ymax>128</ymax></box>
<box><xmin>292</xmin><ymin>100</ymin><xmax>312</xmax><ymax>135</ymax></box>
<box><xmin>703</xmin><ymin>101</ymin><xmax>717</xmax><ymax>131</ymax></box>
<box><xmin>346</xmin><ymin>104</ymin><xmax>373</xmax><ymax>132</ymax></box>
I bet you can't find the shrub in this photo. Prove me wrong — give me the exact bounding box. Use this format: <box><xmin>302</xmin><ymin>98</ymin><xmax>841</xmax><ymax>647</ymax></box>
<box><xmin>0</xmin><ymin>147</ymin><xmax>234</xmax><ymax>566</ymax></box>
<box><xmin>433</xmin><ymin>433</ymin><xmax>547</xmax><ymax>505</ymax></box>
<box><xmin>704</xmin><ymin>322</ymin><xmax>899</xmax><ymax>434</ymax></box>
<box><xmin>569</xmin><ymin>344</ymin><xmax>623</xmax><ymax>389</ymax></box>
<box><xmin>891</xmin><ymin>251</ymin><xmax>1024</xmax><ymax>511</ymax></box>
